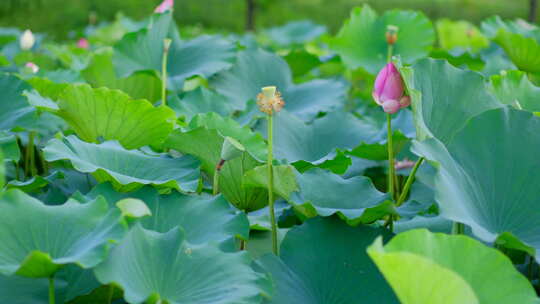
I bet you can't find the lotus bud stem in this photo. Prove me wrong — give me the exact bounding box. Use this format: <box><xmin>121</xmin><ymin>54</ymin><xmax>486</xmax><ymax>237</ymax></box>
<box><xmin>161</xmin><ymin>38</ymin><xmax>172</xmax><ymax>107</ymax></box>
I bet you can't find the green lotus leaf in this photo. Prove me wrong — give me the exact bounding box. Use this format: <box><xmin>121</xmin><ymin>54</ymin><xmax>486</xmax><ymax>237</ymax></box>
<box><xmin>394</xmin><ymin>215</ymin><xmax>453</xmax><ymax>234</ymax></box>
<box><xmin>257</xmin><ymin>217</ymin><xmax>398</xmax><ymax>303</ymax></box>
<box><xmin>44</xmin><ymin>135</ymin><xmax>200</xmax><ymax>192</ymax></box>
<box><xmin>490</xmin><ymin>70</ymin><xmax>540</xmax><ymax>111</ymax></box>
<box><xmin>290</xmin><ymin>168</ymin><xmax>393</xmax><ymax>222</ymax></box>
<box><xmin>114</xmin><ymin>12</ymin><xmax>235</xmax><ymax>90</ymax></box>
<box><xmin>0</xmin><ymin>189</ymin><xmax>126</xmax><ymax>278</ymax></box>
<box><xmin>168</xmin><ymin>87</ymin><xmax>233</xmax><ymax>120</ymax></box>
<box><xmin>0</xmin><ymin>73</ymin><xmax>37</xmax><ymax>131</ymax></box>
<box><xmin>412</xmin><ymin>108</ymin><xmax>540</xmax><ymax>261</ymax></box>
<box><xmin>113</xmin><ymin>12</ymin><xmax>181</xmax><ymax>78</ymax></box>
<box><xmin>0</xmin><ymin>274</ymin><xmax>63</xmax><ymax>304</ymax></box>
<box><xmin>481</xmin><ymin>16</ymin><xmax>540</xmax><ymax>40</ymax></box>
<box><xmin>6</xmin><ymin>171</ymin><xmax>63</xmax><ymax>193</ymax></box>
<box><xmin>368</xmin><ymin>229</ymin><xmax>539</xmax><ymax>304</ymax></box>
<box><xmin>0</xmin><ymin>132</ymin><xmax>21</xmax><ymax>161</ymax></box>
<box><xmin>85</xmin><ymin>183</ymin><xmax>249</xmax><ymax>246</ymax></box>
<box><xmin>165</xmin><ymin>113</ymin><xmax>268</xmax><ymax>211</ymax></box>
<box><xmin>243</xmin><ymin>164</ymin><xmax>299</xmax><ymax>200</ymax></box>
<box><xmin>211</xmin><ymin>48</ymin><xmax>347</xmax><ymax>120</ymax></box>
<box><xmin>55</xmin><ymin>84</ymin><xmax>175</xmax><ymax>149</ymax></box>
<box><xmin>116</xmin><ymin>198</ymin><xmax>151</xmax><ymax>218</ymax></box>
<box><xmin>436</xmin><ymin>19</ymin><xmax>489</xmax><ymax>53</ymax></box>
<box><xmin>265</xmin><ymin>20</ymin><xmax>326</xmax><ymax>47</ymax></box>
<box><xmin>0</xmin><ymin>150</ymin><xmax>3</xmax><ymax>188</ymax></box>
<box><xmin>429</xmin><ymin>49</ymin><xmax>485</xmax><ymax>71</ymax></box>
<box><xmin>401</xmin><ymin>58</ymin><xmax>502</xmax><ymax>144</ymax></box>
<box><xmin>82</xmin><ymin>48</ymin><xmax>161</xmax><ymax>103</ymax></box>
<box><xmin>494</xmin><ymin>29</ymin><xmax>540</xmax><ymax>73</ymax></box>
<box><xmin>94</xmin><ymin>224</ymin><xmax>267</xmax><ymax>304</ymax></box>
<box><xmin>330</xmin><ymin>4</ymin><xmax>435</xmax><ymax>74</ymax></box>
<box><xmin>284</xmin><ymin>50</ymin><xmax>321</xmax><ymax>78</ymax></box>
<box><xmin>259</xmin><ymin>110</ymin><xmax>387</xmax><ymax>164</ymax></box>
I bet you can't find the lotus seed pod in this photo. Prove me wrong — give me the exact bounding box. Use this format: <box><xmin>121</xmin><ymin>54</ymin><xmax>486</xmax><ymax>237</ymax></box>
<box><xmin>220</xmin><ymin>136</ymin><xmax>245</xmax><ymax>161</ymax></box>
<box><xmin>155</xmin><ymin>0</ymin><xmax>174</xmax><ymax>13</ymax></box>
<box><xmin>257</xmin><ymin>86</ymin><xmax>285</xmax><ymax>115</ymax></box>
<box><xmin>385</xmin><ymin>25</ymin><xmax>399</xmax><ymax>45</ymax></box>
<box><xmin>20</xmin><ymin>30</ymin><xmax>35</xmax><ymax>50</ymax></box>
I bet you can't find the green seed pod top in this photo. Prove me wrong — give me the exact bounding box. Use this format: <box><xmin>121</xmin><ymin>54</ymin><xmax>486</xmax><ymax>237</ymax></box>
<box><xmin>220</xmin><ymin>136</ymin><xmax>246</xmax><ymax>161</ymax></box>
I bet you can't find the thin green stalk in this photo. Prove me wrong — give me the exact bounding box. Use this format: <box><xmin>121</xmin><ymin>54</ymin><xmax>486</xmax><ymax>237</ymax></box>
<box><xmin>107</xmin><ymin>284</ymin><xmax>114</xmax><ymax>304</ymax></box>
<box><xmin>24</xmin><ymin>131</ymin><xmax>36</xmax><ymax>179</ymax></box>
<box><xmin>29</xmin><ymin>132</ymin><xmax>37</xmax><ymax>177</ymax></box>
<box><xmin>161</xmin><ymin>39</ymin><xmax>171</xmax><ymax>107</ymax></box>
<box><xmin>267</xmin><ymin>114</ymin><xmax>278</xmax><ymax>255</ymax></box>
<box><xmin>213</xmin><ymin>172</ymin><xmax>220</xmax><ymax>196</ymax></box>
<box><xmin>386</xmin><ymin>113</ymin><xmax>395</xmax><ymax>200</ymax></box>
<box><xmin>452</xmin><ymin>222</ymin><xmax>465</xmax><ymax>235</ymax></box>
<box><xmin>387</xmin><ymin>44</ymin><xmax>394</xmax><ymax>63</ymax></box>
<box><xmin>13</xmin><ymin>160</ymin><xmax>20</xmax><ymax>180</ymax></box>
<box><xmin>48</xmin><ymin>276</ymin><xmax>55</xmax><ymax>304</ymax></box>
<box><xmin>213</xmin><ymin>159</ymin><xmax>225</xmax><ymax>196</ymax></box>
<box><xmin>396</xmin><ymin>157</ymin><xmax>425</xmax><ymax>206</ymax></box>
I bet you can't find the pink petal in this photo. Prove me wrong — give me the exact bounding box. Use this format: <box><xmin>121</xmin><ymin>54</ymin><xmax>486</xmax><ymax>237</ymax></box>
<box><xmin>154</xmin><ymin>0</ymin><xmax>174</xmax><ymax>13</ymax></box>
<box><xmin>382</xmin><ymin>99</ymin><xmax>400</xmax><ymax>114</ymax></box>
<box><xmin>379</xmin><ymin>64</ymin><xmax>403</xmax><ymax>103</ymax></box>
<box><xmin>373</xmin><ymin>64</ymin><xmax>390</xmax><ymax>102</ymax></box>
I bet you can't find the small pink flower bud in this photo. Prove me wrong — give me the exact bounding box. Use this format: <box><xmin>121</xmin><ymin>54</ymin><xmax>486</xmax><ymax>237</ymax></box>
<box><xmin>399</xmin><ymin>95</ymin><xmax>411</xmax><ymax>108</ymax></box>
<box><xmin>373</xmin><ymin>63</ymin><xmax>404</xmax><ymax>106</ymax></box>
<box><xmin>25</xmin><ymin>62</ymin><xmax>39</xmax><ymax>74</ymax></box>
<box><xmin>373</xmin><ymin>62</ymin><xmax>410</xmax><ymax>114</ymax></box>
<box><xmin>382</xmin><ymin>99</ymin><xmax>400</xmax><ymax>114</ymax></box>
<box><xmin>154</xmin><ymin>0</ymin><xmax>174</xmax><ymax>13</ymax></box>
<box><xmin>77</xmin><ymin>38</ymin><xmax>89</xmax><ymax>49</ymax></box>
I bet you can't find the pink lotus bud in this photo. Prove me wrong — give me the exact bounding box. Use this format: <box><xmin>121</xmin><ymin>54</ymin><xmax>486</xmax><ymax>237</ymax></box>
<box><xmin>373</xmin><ymin>63</ymin><xmax>404</xmax><ymax>106</ymax></box>
<box><xmin>373</xmin><ymin>62</ymin><xmax>410</xmax><ymax>114</ymax></box>
<box><xmin>25</xmin><ymin>62</ymin><xmax>39</xmax><ymax>74</ymax></box>
<box><xmin>154</xmin><ymin>0</ymin><xmax>174</xmax><ymax>13</ymax></box>
<box><xmin>399</xmin><ymin>95</ymin><xmax>411</xmax><ymax>108</ymax></box>
<box><xmin>382</xmin><ymin>99</ymin><xmax>400</xmax><ymax>114</ymax></box>
<box><xmin>77</xmin><ymin>38</ymin><xmax>89</xmax><ymax>49</ymax></box>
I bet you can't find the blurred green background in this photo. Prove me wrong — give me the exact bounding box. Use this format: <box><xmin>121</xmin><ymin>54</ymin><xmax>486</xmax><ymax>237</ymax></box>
<box><xmin>0</xmin><ymin>0</ymin><xmax>537</xmax><ymax>38</ymax></box>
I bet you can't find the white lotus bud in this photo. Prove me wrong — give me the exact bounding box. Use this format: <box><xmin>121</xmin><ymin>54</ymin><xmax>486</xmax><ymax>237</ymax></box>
<box><xmin>20</xmin><ymin>30</ymin><xmax>35</xmax><ymax>50</ymax></box>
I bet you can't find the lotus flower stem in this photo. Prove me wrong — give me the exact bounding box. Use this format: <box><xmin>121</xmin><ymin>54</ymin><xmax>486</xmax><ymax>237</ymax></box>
<box><xmin>107</xmin><ymin>284</ymin><xmax>114</xmax><ymax>304</ymax></box>
<box><xmin>213</xmin><ymin>159</ymin><xmax>225</xmax><ymax>196</ymax></box>
<box><xmin>396</xmin><ymin>157</ymin><xmax>424</xmax><ymax>206</ymax></box>
<box><xmin>386</xmin><ymin>44</ymin><xmax>393</xmax><ymax>63</ymax></box>
<box><xmin>161</xmin><ymin>38</ymin><xmax>172</xmax><ymax>107</ymax></box>
<box><xmin>386</xmin><ymin>114</ymin><xmax>395</xmax><ymax>200</ymax></box>
<box><xmin>48</xmin><ymin>276</ymin><xmax>55</xmax><ymax>304</ymax></box>
<box><xmin>452</xmin><ymin>222</ymin><xmax>465</xmax><ymax>235</ymax></box>
<box><xmin>267</xmin><ymin>113</ymin><xmax>278</xmax><ymax>255</ymax></box>
<box><xmin>24</xmin><ymin>131</ymin><xmax>36</xmax><ymax>179</ymax></box>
